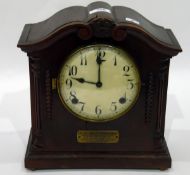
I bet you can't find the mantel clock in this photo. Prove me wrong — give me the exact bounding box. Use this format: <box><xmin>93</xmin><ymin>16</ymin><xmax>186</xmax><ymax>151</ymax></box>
<box><xmin>17</xmin><ymin>1</ymin><xmax>182</xmax><ymax>170</ymax></box>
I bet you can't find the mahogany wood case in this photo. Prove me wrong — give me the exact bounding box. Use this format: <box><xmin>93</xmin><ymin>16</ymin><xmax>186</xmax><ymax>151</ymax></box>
<box><xmin>17</xmin><ymin>1</ymin><xmax>182</xmax><ymax>170</ymax></box>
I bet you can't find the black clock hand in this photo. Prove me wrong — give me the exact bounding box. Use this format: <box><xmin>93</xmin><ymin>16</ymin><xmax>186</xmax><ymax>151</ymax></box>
<box><xmin>71</xmin><ymin>77</ymin><xmax>97</xmax><ymax>85</ymax></box>
<box><xmin>96</xmin><ymin>51</ymin><xmax>106</xmax><ymax>88</ymax></box>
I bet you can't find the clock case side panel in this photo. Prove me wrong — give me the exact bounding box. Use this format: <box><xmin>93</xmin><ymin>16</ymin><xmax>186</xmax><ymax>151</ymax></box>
<box><xmin>28</xmin><ymin>56</ymin><xmax>45</xmax><ymax>150</ymax></box>
<box><xmin>154</xmin><ymin>57</ymin><xmax>171</xmax><ymax>144</ymax></box>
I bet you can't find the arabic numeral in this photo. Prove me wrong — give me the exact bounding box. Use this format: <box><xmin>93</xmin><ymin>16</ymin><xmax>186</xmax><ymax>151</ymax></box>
<box><xmin>67</xmin><ymin>65</ymin><xmax>77</xmax><ymax>76</ymax></box>
<box><xmin>65</xmin><ymin>79</ymin><xmax>72</xmax><ymax>89</ymax></box>
<box><xmin>69</xmin><ymin>91</ymin><xmax>79</xmax><ymax>104</ymax></box>
<box><xmin>114</xmin><ymin>56</ymin><xmax>117</xmax><ymax>66</ymax></box>
<box><xmin>128</xmin><ymin>79</ymin><xmax>134</xmax><ymax>89</ymax></box>
<box><xmin>79</xmin><ymin>102</ymin><xmax>85</xmax><ymax>112</ymax></box>
<box><xmin>95</xmin><ymin>105</ymin><xmax>102</xmax><ymax>117</ymax></box>
<box><xmin>97</xmin><ymin>49</ymin><xmax>106</xmax><ymax>58</ymax></box>
<box><xmin>123</xmin><ymin>65</ymin><xmax>130</xmax><ymax>76</ymax></box>
<box><xmin>110</xmin><ymin>102</ymin><xmax>117</xmax><ymax>112</ymax></box>
<box><xmin>80</xmin><ymin>55</ymin><xmax>87</xmax><ymax>65</ymax></box>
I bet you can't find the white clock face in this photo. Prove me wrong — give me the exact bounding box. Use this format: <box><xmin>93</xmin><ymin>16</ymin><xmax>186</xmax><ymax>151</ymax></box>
<box><xmin>58</xmin><ymin>44</ymin><xmax>141</xmax><ymax>122</ymax></box>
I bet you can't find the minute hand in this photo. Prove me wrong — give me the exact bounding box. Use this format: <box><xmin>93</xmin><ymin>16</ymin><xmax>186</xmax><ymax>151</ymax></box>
<box><xmin>96</xmin><ymin>53</ymin><xmax>106</xmax><ymax>88</ymax></box>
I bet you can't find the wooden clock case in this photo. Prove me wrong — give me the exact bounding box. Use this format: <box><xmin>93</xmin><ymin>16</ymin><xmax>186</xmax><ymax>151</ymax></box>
<box><xmin>17</xmin><ymin>1</ymin><xmax>182</xmax><ymax>170</ymax></box>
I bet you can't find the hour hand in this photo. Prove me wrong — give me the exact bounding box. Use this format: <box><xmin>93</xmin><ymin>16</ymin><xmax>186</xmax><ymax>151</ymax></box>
<box><xmin>71</xmin><ymin>77</ymin><xmax>96</xmax><ymax>85</ymax></box>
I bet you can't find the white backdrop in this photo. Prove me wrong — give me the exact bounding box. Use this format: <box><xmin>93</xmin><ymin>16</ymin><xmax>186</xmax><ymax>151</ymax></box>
<box><xmin>0</xmin><ymin>0</ymin><xmax>190</xmax><ymax>174</ymax></box>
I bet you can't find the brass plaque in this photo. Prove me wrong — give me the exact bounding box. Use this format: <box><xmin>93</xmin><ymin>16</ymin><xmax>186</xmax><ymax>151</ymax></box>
<box><xmin>77</xmin><ymin>130</ymin><xmax>119</xmax><ymax>143</ymax></box>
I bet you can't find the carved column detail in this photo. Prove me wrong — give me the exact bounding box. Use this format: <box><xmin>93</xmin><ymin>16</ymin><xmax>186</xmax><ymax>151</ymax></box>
<box><xmin>145</xmin><ymin>72</ymin><xmax>154</xmax><ymax>123</ymax></box>
<box><xmin>156</xmin><ymin>59</ymin><xmax>170</xmax><ymax>134</ymax></box>
<box><xmin>29</xmin><ymin>56</ymin><xmax>44</xmax><ymax>149</ymax></box>
<box><xmin>45</xmin><ymin>70</ymin><xmax>52</xmax><ymax>119</ymax></box>
<box><xmin>154</xmin><ymin>59</ymin><xmax>170</xmax><ymax>151</ymax></box>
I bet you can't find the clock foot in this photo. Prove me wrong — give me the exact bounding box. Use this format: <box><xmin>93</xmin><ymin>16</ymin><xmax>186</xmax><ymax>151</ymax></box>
<box><xmin>160</xmin><ymin>167</ymin><xmax>169</xmax><ymax>171</ymax></box>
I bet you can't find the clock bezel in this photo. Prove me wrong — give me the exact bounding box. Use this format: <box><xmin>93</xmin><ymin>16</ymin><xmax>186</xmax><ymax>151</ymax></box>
<box><xmin>57</xmin><ymin>44</ymin><xmax>142</xmax><ymax>122</ymax></box>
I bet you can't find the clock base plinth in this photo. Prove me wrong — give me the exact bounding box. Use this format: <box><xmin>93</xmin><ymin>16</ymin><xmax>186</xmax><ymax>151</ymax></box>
<box><xmin>25</xmin><ymin>131</ymin><xmax>171</xmax><ymax>170</ymax></box>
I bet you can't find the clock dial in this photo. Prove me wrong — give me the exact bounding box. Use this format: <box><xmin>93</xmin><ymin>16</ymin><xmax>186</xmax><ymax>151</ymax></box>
<box><xmin>58</xmin><ymin>44</ymin><xmax>141</xmax><ymax>122</ymax></box>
